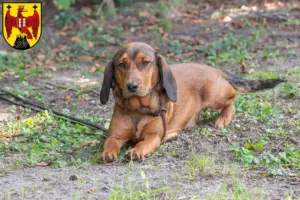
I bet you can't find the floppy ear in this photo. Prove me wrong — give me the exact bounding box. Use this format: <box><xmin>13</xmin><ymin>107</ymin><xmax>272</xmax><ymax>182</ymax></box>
<box><xmin>156</xmin><ymin>54</ymin><xmax>177</xmax><ymax>102</ymax></box>
<box><xmin>100</xmin><ymin>60</ymin><xmax>114</xmax><ymax>104</ymax></box>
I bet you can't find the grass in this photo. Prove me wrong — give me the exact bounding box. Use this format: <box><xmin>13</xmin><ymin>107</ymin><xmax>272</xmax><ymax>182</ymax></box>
<box><xmin>185</xmin><ymin>153</ymin><xmax>238</xmax><ymax>181</ymax></box>
<box><xmin>0</xmin><ymin>111</ymin><xmax>105</xmax><ymax>169</ymax></box>
<box><xmin>206</xmin><ymin>179</ymin><xmax>267</xmax><ymax>200</ymax></box>
<box><xmin>192</xmin><ymin>68</ymin><xmax>300</xmax><ymax>176</ymax></box>
<box><xmin>108</xmin><ymin>168</ymin><xmax>173</xmax><ymax>200</ymax></box>
<box><xmin>232</xmin><ymin>143</ymin><xmax>300</xmax><ymax>175</ymax></box>
<box><xmin>203</xmin><ymin>31</ymin><xmax>262</xmax><ymax>66</ymax></box>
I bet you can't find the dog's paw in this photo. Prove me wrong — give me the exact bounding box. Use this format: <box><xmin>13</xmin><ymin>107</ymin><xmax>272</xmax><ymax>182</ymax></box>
<box><xmin>99</xmin><ymin>150</ymin><xmax>118</xmax><ymax>162</ymax></box>
<box><xmin>215</xmin><ymin>115</ymin><xmax>231</xmax><ymax>128</ymax></box>
<box><xmin>125</xmin><ymin>148</ymin><xmax>148</xmax><ymax>161</ymax></box>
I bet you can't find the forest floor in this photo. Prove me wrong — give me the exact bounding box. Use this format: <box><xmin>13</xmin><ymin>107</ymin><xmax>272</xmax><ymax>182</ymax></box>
<box><xmin>0</xmin><ymin>0</ymin><xmax>300</xmax><ymax>199</ymax></box>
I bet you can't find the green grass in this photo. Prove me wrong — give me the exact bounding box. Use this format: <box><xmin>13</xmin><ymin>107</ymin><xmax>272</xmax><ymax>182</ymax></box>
<box><xmin>185</xmin><ymin>153</ymin><xmax>237</xmax><ymax>181</ymax></box>
<box><xmin>0</xmin><ymin>51</ymin><xmax>34</xmax><ymax>81</ymax></box>
<box><xmin>204</xmin><ymin>31</ymin><xmax>262</xmax><ymax>66</ymax></box>
<box><xmin>0</xmin><ymin>111</ymin><xmax>105</xmax><ymax>169</ymax></box>
<box><xmin>108</xmin><ymin>169</ymin><xmax>173</xmax><ymax>200</ymax></box>
<box><xmin>232</xmin><ymin>144</ymin><xmax>300</xmax><ymax>175</ymax></box>
<box><xmin>206</xmin><ymin>179</ymin><xmax>267</xmax><ymax>200</ymax></box>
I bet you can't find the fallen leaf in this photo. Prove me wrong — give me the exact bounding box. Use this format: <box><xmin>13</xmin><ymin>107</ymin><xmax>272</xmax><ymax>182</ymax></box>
<box><xmin>90</xmin><ymin>66</ymin><xmax>97</xmax><ymax>74</ymax></box>
<box><xmin>88</xmin><ymin>41</ymin><xmax>94</xmax><ymax>48</ymax></box>
<box><xmin>81</xmin><ymin>6</ymin><xmax>92</xmax><ymax>15</ymax></box>
<box><xmin>65</xmin><ymin>95</ymin><xmax>71</xmax><ymax>102</ymax></box>
<box><xmin>62</xmin><ymin>25</ymin><xmax>72</xmax><ymax>31</ymax></box>
<box><xmin>46</xmin><ymin>66</ymin><xmax>57</xmax><ymax>71</ymax></box>
<box><xmin>80</xmin><ymin>56</ymin><xmax>95</xmax><ymax>62</ymax></box>
<box><xmin>241</xmin><ymin>60</ymin><xmax>247</xmax><ymax>74</ymax></box>
<box><xmin>56</xmin><ymin>31</ymin><xmax>68</xmax><ymax>36</ymax></box>
<box><xmin>79</xmin><ymin>140</ymin><xmax>100</xmax><ymax>147</ymax></box>
<box><xmin>37</xmin><ymin>54</ymin><xmax>46</xmax><ymax>61</ymax></box>
<box><xmin>70</xmin><ymin>35</ymin><xmax>80</xmax><ymax>43</ymax></box>
<box><xmin>35</xmin><ymin>60</ymin><xmax>43</xmax><ymax>66</ymax></box>
<box><xmin>36</xmin><ymin>161</ymin><xmax>49</xmax><ymax>167</ymax></box>
<box><xmin>259</xmin><ymin>172</ymin><xmax>268</xmax><ymax>177</ymax></box>
<box><xmin>25</xmin><ymin>65</ymin><xmax>35</xmax><ymax>69</ymax></box>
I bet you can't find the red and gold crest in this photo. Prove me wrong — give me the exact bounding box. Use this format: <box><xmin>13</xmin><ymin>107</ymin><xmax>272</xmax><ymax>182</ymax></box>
<box><xmin>2</xmin><ymin>3</ymin><xmax>42</xmax><ymax>50</ymax></box>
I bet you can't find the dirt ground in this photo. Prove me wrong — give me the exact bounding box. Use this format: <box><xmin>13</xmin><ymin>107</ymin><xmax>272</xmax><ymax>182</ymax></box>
<box><xmin>0</xmin><ymin>0</ymin><xmax>300</xmax><ymax>199</ymax></box>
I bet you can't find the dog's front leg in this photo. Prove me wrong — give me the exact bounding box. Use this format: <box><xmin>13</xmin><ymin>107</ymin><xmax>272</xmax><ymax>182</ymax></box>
<box><xmin>126</xmin><ymin>118</ymin><xmax>164</xmax><ymax>161</ymax></box>
<box><xmin>126</xmin><ymin>133</ymin><xmax>161</xmax><ymax>161</ymax></box>
<box><xmin>99</xmin><ymin>111</ymin><xmax>133</xmax><ymax>162</ymax></box>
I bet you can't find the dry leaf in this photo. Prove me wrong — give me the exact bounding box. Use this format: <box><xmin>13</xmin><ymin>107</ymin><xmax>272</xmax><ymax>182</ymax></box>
<box><xmin>90</xmin><ymin>66</ymin><xmax>97</xmax><ymax>74</ymax></box>
<box><xmin>241</xmin><ymin>60</ymin><xmax>247</xmax><ymax>74</ymax></box>
<box><xmin>80</xmin><ymin>56</ymin><xmax>95</xmax><ymax>62</ymax></box>
<box><xmin>79</xmin><ymin>140</ymin><xmax>100</xmax><ymax>147</ymax></box>
<box><xmin>25</xmin><ymin>65</ymin><xmax>35</xmax><ymax>69</ymax></box>
<box><xmin>62</xmin><ymin>25</ymin><xmax>72</xmax><ymax>31</ymax></box>
<box><xmin>88</xmin><ymin>41</ymin><xmax>94</xmax><ymax>48</ymax></box>
<box><xmin>36</xmin><ymin>161</ymin><xmax>49</xmax><ymax>167</ymax></box>
<box><xmin>81</xmin><ymin>7</ymin><xmax>92</xmax><ymax>15</ymax></box>
<box><xmin>65</xmin><ymin>95</ymin><xmax>71</xmax><ymax>102</ymax></box>
<box><xmin>259</xmin><ymin>172</ymin><xmax>268</xmax><ymax>177</ymax></box>
<box><xmin>35</xmin><ymin>60</ymin><xmax>43</xmax><ymax>66</ymax></box>
<box><xmin>37</xmin><ymin>54</ymin><xmax>46</xmax><ymax>61</ymax></box>
<box><xmin>56</xmin><ymin>31</ymin><xmax>68</xmax><ymax>36</ymax></box>
<box><xmin>46</xmin><ymin>66</ymin><xmax>57</xmax><ymax>72</ymax></box>
<box><xmin>71</xmin><ymin>35</ymin><xmax>80</xmax><ymax>42</ymax></box>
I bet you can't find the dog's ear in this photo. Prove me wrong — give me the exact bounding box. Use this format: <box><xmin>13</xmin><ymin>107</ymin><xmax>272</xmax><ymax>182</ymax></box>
<box><xmin>156</xmin><ymin>54</ymin><xmax>177</xmax><ymax>102</ymax></box>
<box><xmin>100</xmin><ymin>60</ymin><xmax>114</xmax><ymax>104</ymax></box>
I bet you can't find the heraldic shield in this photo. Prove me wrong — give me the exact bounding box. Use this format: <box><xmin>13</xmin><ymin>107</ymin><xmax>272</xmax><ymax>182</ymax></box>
<box><xmin>2</xmin><ymin>3</ymin><xmax>42</xmax><ymax>50</ymax></box>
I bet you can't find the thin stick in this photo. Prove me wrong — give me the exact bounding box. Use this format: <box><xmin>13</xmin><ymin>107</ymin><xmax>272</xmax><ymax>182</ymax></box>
<box><xmin>0</xmin><ymin>90</ymin><xmax>107</xmax><ymax>131</ymax></box>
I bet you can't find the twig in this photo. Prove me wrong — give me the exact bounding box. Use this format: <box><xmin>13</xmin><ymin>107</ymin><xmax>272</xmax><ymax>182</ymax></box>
<box><xmin>275</xmin><ymin>136</ymin><xmax>288</xmax><ymax>149</ymax></box>
<box><xmin>0</xmin><ymin>89</ymin><xmax>107</xmax><ymax>131</ymax></box>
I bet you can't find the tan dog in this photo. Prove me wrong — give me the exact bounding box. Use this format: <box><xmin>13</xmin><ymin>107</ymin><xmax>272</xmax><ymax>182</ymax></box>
<box><xmin>99</xmin><ymin>42</ymin><xmax>285</xmax><ymax>162</ymax></box>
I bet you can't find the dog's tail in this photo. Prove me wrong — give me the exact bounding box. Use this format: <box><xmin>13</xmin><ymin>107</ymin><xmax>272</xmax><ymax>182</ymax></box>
<box><xmin>223</xmin><ymin>70</ymin><xmax>286</xmax><ymax>93</ymax></box>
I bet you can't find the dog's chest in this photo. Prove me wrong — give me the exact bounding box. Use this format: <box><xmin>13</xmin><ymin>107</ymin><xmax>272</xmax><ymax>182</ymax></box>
<box><xmin>117</xmin><ymin>93</ymin><xmax>163</xmax><ymax>115</ymax></box>
<box><xmin>130</xmin><ymin>114</ymin><xmax>154</xmax><ymax>139</ymax></box>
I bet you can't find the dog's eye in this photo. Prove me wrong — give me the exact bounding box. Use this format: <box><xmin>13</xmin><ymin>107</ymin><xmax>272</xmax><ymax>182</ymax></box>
<box><xmin>118</xmin><ymin>62</ymin><xmax>125</xmax><ymax>68</ymax></box>
<box><xmin>142</xmin><ymin>60</ymin><xmax>150</xmax><ymax>67</ymax></box>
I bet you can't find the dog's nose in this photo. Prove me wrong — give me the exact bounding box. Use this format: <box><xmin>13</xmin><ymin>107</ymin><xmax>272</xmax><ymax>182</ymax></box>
<box><xmin>126</xmin><ymin>82</ymin><xmax>139</xmax><ymax>92</ymax></box>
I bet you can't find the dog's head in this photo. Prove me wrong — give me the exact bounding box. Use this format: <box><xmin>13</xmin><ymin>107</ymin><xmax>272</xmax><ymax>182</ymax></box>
<box><xmin>100</xmin><ymin>42</ymin><xmax>177</xmax><ymax>104</ymax></box>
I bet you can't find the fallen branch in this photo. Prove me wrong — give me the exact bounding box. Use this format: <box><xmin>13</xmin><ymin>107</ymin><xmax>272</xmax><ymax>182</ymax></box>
<box><xmin>0</xmin><ymin>89</ymin><xmax>107</xmax><ymax>132</ymax></box>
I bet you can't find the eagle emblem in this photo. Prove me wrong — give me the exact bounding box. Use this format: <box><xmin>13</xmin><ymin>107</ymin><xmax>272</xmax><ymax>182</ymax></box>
<box><xmin>2</xmin><ymin>3</ymin><xmax>42</xmax><ymax>50</ymax></box>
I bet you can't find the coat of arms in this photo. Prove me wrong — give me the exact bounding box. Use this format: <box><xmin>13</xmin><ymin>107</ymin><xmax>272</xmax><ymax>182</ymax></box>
<box><xmin>2</xmin><ymin>3</ymin><xmax>42</xmax><ymax>50</ymax></box>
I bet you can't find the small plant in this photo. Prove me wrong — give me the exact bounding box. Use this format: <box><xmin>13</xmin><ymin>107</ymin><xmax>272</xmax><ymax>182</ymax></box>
<box><xmin>108</xmin><ymin>169</ymin><xmax>170</xmax><ymax>200</ymax></box>
<box><xmin>232</xmin><ymin>144</ymin><xmax>300</xmax><ymax>175</ymax></box>
<box><xmin>55</xmin><ymin>0</ymin><xmax>76</xmax><ymax>10</ymax></box>
<box><xmin>158</xmin><ymin>39</ymin><xmax>183</xmax><ymax>56</ymax></box>
<box><xmin>0</xmin><ymin>111</ymin><xmax>104</xmax><ymax>168</ymax></box>
<box><xmin>185</xmin><ymin>153</ymin><xmax>237</xmax><ymax>181</ymax></box>
<box><xmin>206</xmin><ymin>179</ymin><xmax>267</xmax><ymax>200</ymax></box>
<box><xmin>234</xmin><ymin>94</ymin><xmax>274</xmax><ymax>122</ymax></box>
<box><xmin>206</xmin><ymin>32</ymin><xmax>260</xmax><ymax>66</ymax></box>
<box><xmin>54</xmin><ymin>10</ymin><xmax>78</xmax><ymax>27</ymax></box>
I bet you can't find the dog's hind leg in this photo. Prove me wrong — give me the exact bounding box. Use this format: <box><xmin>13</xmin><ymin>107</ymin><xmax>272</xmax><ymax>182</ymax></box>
<box><xmin>204</xmin><ymin>80</ymin><xmax>236</xmax><ymax>128</ymax></box>
<box><xmin>215</xmin><ymin>98</ymin><xmax>234</xmax><ymax>128</ymax></box>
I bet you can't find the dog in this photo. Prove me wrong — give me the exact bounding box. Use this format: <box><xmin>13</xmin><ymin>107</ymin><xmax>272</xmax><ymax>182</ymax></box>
<box><xmin>99</xmin><ymin>42</ymin><xmax>285</xmax><ymax>162</ymax></box>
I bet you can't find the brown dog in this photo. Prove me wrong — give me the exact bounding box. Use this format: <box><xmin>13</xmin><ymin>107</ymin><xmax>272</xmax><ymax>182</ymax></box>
<box><xmin>99</xmin><ymin>42</ymin><xmax>285</xmax><ymax>162</ymax></box>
